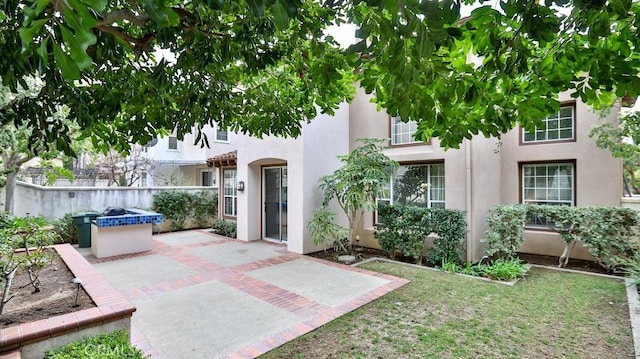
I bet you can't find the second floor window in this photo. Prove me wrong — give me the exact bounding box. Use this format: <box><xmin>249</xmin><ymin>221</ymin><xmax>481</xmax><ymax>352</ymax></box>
<box><xmin>523</xmin><ymin>105</ymin><xmax>575</xmax><ymax>143</ymax></box>
<box><xmin>168</xmin><ymin>136</ymin><xmax>178</xmax><ymax>150</ymax></box>
<box><xmin>391</xmin><ymin>117</ymin><xmax>419</xmax><ymax>145</ymax></box>
<box><xmin>215</xmin><ymin>127</ymin><xmax>229</xmax><ymax>142</ymax></box>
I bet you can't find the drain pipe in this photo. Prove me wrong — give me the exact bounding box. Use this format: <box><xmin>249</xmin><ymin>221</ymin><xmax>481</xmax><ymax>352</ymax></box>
<box><xmin>465</xmin><ymin>139</ymin><xmax>474</xmax><ymax>262</ymax></box>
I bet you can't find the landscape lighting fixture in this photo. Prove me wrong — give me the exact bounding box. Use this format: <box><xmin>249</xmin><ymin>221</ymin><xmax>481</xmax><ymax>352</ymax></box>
<box><xmin>70</xmin><ymin>277</ymin><xmax>82</xmax><ymax>307</ymax></box>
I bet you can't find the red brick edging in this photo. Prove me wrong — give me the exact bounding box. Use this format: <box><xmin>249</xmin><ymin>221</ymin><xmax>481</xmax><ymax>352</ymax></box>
<box><xmin>0</xmin><ymin>244</ymin><xmax>136</xmax><ymax>353</ymax></box>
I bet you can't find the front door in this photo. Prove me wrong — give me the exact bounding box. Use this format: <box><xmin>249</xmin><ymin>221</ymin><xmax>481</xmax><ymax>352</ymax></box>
<box><xmin>263</xmin><ymin>167</ymin><xmax>287</xmax><ymax>242</ymax></box>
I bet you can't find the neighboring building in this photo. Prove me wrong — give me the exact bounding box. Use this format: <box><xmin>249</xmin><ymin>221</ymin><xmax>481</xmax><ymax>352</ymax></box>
<box><xmin>206</xmin><ymin>88</ymin><xmax>623</xmax><ymax>262</ymax></box>
<box><xmin>144</xmin><ymin>124</ymin><xmax>235</xmax><ymax>187</ymax></box>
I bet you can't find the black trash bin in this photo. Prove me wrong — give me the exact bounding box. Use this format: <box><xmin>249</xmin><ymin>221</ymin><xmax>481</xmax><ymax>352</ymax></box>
<box><xmin>72</xmin><ymin>212</ymin><xmax>100</xmax><ymax>248</ymax></box>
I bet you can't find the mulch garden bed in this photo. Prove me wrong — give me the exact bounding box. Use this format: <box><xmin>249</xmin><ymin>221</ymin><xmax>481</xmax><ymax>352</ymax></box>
<box><xmin>307</xmin><ymin>246</ymin><xmax>617</xmax><ymax>276</ymax></box>
<box><xmin>1</xmin><ymin>249</ymin><xmax>95</xmax><ymax>328</ymax></box>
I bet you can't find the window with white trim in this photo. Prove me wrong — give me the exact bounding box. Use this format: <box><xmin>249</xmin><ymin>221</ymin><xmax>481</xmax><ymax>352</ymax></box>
<box><xmin>168</xmin><ymin>136</ymin><xmax>178</xmax><ymax>150</ymax></box>
<box><xmin>391</xmin><ymin>117</ymin><xmax>419</xmax><ymax>145</ymax></box>
<box><xmin>523</xmin><ymin>106</ymin><xmax>575</xmax><ymax>143</ymax></box>
<box><xmin>375</xmin><ymin>163</ymin><xmax>445</xmax><ymax>222</ymax></box>
<box><xmin>215</xmin><ymin>126</ymin><xmax>229</xmax><ymax>143</ymax></box>
<box><xmin>522</xmin><ymin>162</ymin><xmax>575</xmax><ymax>227</ymax></box>
<box><xmin>223</xmin><ymin>169</ymin><xmax>237</xmax><ymax>217</ymax></box>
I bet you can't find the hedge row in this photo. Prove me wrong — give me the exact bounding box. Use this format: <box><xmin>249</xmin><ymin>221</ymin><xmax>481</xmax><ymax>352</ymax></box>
<box><xmin>375</xmin><ymin>205</ymin><xmax>466</xmax><ymax>265</ymax></box>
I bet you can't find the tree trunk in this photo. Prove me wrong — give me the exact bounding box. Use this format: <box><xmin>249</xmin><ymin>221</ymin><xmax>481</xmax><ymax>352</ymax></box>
<box><xmin>0</xmin><ymin>268</ymin><xmax>18</xmax><ymax>315</ymax></box>
<box><xmin>4</xmin><ymin>170</ymin><xmax>17</xmax><ymax>214</ymax></box>
<box><xmin>558</xmin><ymin>240</ymin><xmax>577</xmax><ymax>268</ymax></box>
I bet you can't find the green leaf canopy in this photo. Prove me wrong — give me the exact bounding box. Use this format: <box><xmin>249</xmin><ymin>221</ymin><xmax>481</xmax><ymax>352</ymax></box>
<box><xmin>1</xmin><ymin>0</ymin><xmax>639</xmax><ymax>153</ymax></box>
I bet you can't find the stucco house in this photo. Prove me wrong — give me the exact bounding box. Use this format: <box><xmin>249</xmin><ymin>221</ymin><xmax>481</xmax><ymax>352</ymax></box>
<box><xmin>203</xmin><ymin>87</ymin><xmax>624</xmax><ymax>262</ymax></box>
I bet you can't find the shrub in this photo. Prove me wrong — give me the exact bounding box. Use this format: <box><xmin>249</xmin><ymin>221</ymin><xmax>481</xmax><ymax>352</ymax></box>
<box><xmin>617</xmin><ymin>252</ymin><xmax>640</xmax><ymax>286</ymax></box>
<box><xmin>152</xmin><ymin>190</ymin><xmax>218</xmax><ymax>230</ymax></box>
<box><xmin>191</xmin><ymin>191</ymin><xmax>218</xmax><ymax>227</ymax></box>
<box><xmin>52</xmin><ymin>213</ymin><xmax>78</xmax><ymax>244</ymax></box>
<box><xmin>483</xmin><ymin>204</ymin><xmax>527</xmax><ymax>260</ymax></box>
<box><xmin>484</xmin><ymin>204</ymin><xmax>640</xmax><ymax>270</ymax></box>
<box><xmin>308</xmin><ymin>206</ymin><xmax>349</xmax><ymax>253</ymax></box>
<box><xmin>375</xmin><ymin>205</ymin><xmax>466</xmax><ymax>265</ymax></box>
<box><xmin>44</xmin><ymin>330</ymin><xmax>145</xmax><ymax>359</ymax></box>
<box><xmin>212</xmin><ymin>219</ymin><xmax>237</xmax><ymax>238</ymax></box>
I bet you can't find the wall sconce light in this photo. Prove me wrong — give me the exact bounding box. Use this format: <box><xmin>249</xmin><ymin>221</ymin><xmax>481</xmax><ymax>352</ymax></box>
<box><xmin>237</xmin><ymin>181</ymin><xmax>245</xmax><ymax>191</ymax></box>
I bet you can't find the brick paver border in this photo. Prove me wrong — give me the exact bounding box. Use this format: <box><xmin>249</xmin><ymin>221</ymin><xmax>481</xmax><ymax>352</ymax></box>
<box><xmin>83</xmin><ymin>232</ymin><xmax>409</xmax><ymax>359</ymax></box>
<box><xmin>0</xmin><ymin>244</ymin><xmax>136</xmax><ymax>354</ymax></box>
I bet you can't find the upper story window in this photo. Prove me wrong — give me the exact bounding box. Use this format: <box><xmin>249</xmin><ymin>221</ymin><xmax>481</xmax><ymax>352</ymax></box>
<box><xmin>215</xmin><ymin>126</ymin><xmax>229</xmax><ymax>143</ymax></box>
<box><xmin>391</xmin><ymin>117</ymin><xmax>420</xmax><ymax>145</ymax></box>
<box><xmin>168</xmin><ymin>136</ymin><xmax>178</xmax><ymax>150</ymax></box>
<box><xmin>522</xmin><ymin>105</ymin><xmax>575</xmax><ymax>143</ymax></box>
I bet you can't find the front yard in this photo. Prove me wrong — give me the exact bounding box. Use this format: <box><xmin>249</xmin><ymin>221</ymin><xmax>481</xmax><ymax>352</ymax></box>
<box><xmin>261</xmin><ymin>262</ymin><xmax>633</xmax><ymax>358</ymax></box>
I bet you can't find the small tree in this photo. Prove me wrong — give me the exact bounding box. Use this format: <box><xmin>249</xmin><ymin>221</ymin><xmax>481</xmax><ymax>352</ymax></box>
<box><xmin>93</xmin><ymin>147</ymin><xmax>155</xmax><ymax>187</ymax></box>
<box><xmin>590</xmin><ymin>109</ymin><xmax>640</xmax><ymax>194</ymax></box>
<box><xmin>0</xmin><ymin>215</ymin><xmax>57</xmax><ymax>315</ymax></box>
<box><xmin>309</xmin><ymin>139</ymin><xmax>398</xmax><ymax>254</ymax></box>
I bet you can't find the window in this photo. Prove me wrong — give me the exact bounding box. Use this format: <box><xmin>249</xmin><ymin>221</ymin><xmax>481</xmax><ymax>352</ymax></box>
<box><xmin>374</xmin><ymin>179</ymin><xmax>392</xmax><ymax>224</ymax></box>
<box><xmin>168</xmin><ymin>136</ymin><xmax>178</xmax><ymax>150</ymax></box>
<box><xmin>523</xmin><ymin>105</ymin><xmax>575</xmax><ymax>143</ymax></box>
<box><xmin>375</xmin><ymin>163</ymin><xmax>445</xmax><ymax>222</ymax></box>
<box><xmin>391</xmin><ymin>117</ymin><xmax>420</xmax><ymax>145</ymax></box>
<box><xmin>393</xmin><ymin>164</ymin><xmax>445</xmax><ymax>208</ymax></box>
<box><xmin>223</xmin><ymin>169</ymin><xmax>237</xmax><ymax>217</ymax></box>
<box><xmin>201</xmin><ymin>169</ymin><xmax>216</xmax><ymax>187</ymax></box>
<box><xmin>215</xmin><ymin>126</ymin><xmax>229</xmax><ymax>143</ymax></box>
<box><xmin>521</xmin><ymin>162</ymin><xmax>575</xmax><ymax>227</ymax></box>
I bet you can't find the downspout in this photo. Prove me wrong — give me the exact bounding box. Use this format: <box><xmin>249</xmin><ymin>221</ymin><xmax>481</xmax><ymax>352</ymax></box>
<box><xmin>465</xmin><ymin>139</ymin><xmax>474</xmax><ymax>262</ymax></box>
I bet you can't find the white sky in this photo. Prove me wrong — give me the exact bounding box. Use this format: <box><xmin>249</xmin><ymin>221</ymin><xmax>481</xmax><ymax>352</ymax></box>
<box><xmin>326</xmin><ymin>3</ymin><xmax>479</xmax><ymax>48</ymax></box>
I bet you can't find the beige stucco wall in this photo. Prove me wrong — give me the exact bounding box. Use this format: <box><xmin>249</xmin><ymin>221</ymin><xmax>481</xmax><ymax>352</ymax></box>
<box><xmin>235</xmin><ymin>102</ymin><xmax>350</xmax><ymax>254</ymax></box>
<box><xmin>500</xmin><ymin>93</ymin><xmax>623</xmax><ymax>258</ymax></box>
<box><xmin>348</xmin><ymin>88</ymin><xmax>622</xmax><ymax>262</ymax></box>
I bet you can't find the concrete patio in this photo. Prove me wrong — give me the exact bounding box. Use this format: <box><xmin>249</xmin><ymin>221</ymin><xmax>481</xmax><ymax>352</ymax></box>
<box><xmin>77</xmin><ymin>230</ymin><xmax>409</xmax><ymax>358</ymax></box>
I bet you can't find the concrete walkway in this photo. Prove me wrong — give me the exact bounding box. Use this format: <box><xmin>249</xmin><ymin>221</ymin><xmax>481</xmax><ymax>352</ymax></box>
<box><xmin>78</xmin><ymin>230</ymin><xmax>408</xmax><ymax>359</ymax></box>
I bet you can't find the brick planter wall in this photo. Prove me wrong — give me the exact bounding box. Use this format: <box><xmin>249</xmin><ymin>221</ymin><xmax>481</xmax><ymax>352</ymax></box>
<box><xmin>0</xmin><ymin>244</ymin><xmax>136</xmax><ymax>359</ymax></box>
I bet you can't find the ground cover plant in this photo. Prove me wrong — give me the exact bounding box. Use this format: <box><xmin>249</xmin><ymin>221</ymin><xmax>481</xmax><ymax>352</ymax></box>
<box><xmin>260</xmin><ymin>262</ymin><xmax>633</xmax><ymax>359</ymax></box>
<box><xmin>45</xmin><ymin>330</ymin><xmax>145</xmax><ymax>359</ymax></box>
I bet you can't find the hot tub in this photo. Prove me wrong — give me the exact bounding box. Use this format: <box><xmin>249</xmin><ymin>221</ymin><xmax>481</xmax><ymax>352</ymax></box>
<box><xmin>91</xmin><ymin>209</ymin><xmax>163</xmax><ymax>258</ymax></box>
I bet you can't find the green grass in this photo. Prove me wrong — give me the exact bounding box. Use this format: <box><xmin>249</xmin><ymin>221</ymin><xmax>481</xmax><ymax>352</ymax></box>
<box><xmin>260</xmin><ymin>262</ymin><xmax>633</xmax><ymax>359</ymax></box>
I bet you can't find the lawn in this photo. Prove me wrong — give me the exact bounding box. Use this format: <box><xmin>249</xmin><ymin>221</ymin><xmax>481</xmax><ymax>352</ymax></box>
<box><xmin>260</xmin><ymin>262</ymin><xmax>633</xmax><ymax>359</ymax></box>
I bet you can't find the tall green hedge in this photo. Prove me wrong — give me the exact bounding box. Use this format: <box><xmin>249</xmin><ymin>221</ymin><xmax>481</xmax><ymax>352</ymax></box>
<box><xmin>375</xmin><ymin>205</ymin><xmax>466</xmax><ymax>265</ymax></box>
<box><xmin>483</xmin><ymin>204</ymin><xmax>640</xmax><ymax>270</ymax></box>
<box><xmin>152</xmin><ymin>190</ymin><xmax>218</xmax><ymax>230</ymax></box>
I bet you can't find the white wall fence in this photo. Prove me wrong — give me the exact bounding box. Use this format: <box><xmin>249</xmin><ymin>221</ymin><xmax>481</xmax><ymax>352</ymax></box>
<box><xmin>621</xmin><ymin>197</ymin><xmax>640</xmax><ymax>212</ymax></box>
<box><xmin>4</xmin><ymin>181</ymin><xmax>218</xmax><ymax>220</ymax></box>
